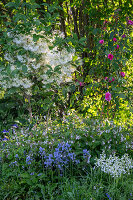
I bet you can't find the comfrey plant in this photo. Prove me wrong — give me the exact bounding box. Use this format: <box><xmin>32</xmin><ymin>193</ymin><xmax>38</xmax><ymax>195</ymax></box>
<box><xmin>95</xmin><ymin>153</ymin><xmax>133</xmax><ymax>178</ymax></box>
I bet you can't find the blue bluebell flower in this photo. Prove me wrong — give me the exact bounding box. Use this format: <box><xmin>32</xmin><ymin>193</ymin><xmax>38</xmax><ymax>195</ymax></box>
<box><xmin>15</xmin><ymin>154</ymin><xmax>19</xmax><ymax>158</ymax></box>
<box><xmin>44</xmin><ymin>154</ymin><xmax>53</xmax><ymax>167</ymax></box>
<box><xmin>2</xmin><ymin>130</ymin><xmax>9</xmax><ymax>134</ymax></box>
<box><xmin>37</xmin><ymin>173</ymin><xmax>43</xmax><ymax>176</ymax></box>
<box><xmin>12</xmin><ymin>124</ymin><xmax>18</xmax><ymax>129</ymax></box>
<box><xmin>68</xmin><ymin>152</ymin><xmax>76</xmax><ymax>161</ymax></box>
<box><xmin>9</xmin><ymin>161</ymin><xmax>18</xmax><ymax>167</ymax></box>
<box><xmin>26</xmin><ymin>155</ymin><xmax>32</xmax><ymax>165</ymax></box>
<box><xmin>106</xmin><ymin>193</ymin><xmax>111</xmax><ymax>200</ymax></box>
<box><xmin>2</xmin><ymin>137</ymin><xmax>9</xmax><ymax>141</ymax></box>
<box><xmin>83</xmin><ymin>149</ymin><xmax>91</xmax><ymax>163</ymax></box>
<box><xmin>39</xmin><ymin>147</ymin><xmax>45</xmax><ymax>156</ymax></box>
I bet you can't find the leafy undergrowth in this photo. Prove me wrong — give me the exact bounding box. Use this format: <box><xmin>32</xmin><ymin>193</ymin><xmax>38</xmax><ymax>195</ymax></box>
<box><xmin>0</xmin><ymin>112</ymin><xmax>133</xmax><ymax>200</ymax></box>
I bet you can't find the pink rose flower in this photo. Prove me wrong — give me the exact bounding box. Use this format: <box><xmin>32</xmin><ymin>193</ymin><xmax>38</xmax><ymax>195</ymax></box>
<box><xmin>79</xmin><ymin>82</ymin><xmax>84</xmax><ymax>86</ymax></box>
<box><xmin>108</xmin><ymin>54</ymin><xmax>113</xmax><ymax>60</ymax></box>
<box><xmin>112</xmin><ymin>77</ymin><xmax>115</xmax><ymax>81</ymax></box>
<box><xmin>113</xmin><ymin>38</ymin><xmax>117</xmax><ymax>42</ymax></box>
<box><xmin>109</xmin><ymin>77</ymin><xmax>115</xmax><ymax>82</ymax></box>
<box><xmin>99</xmin><ymin>40</ymin><xmax>104</xmax><ymax>44</ymax></box>
<box><xmin>116</xmin><ymin>45</ymin><xmax>119</xmax><ymax>49</ymax></box>
<box><xmin>120</xmin><ymin>72</ymin><xmax>125</xmax><ymax>77</ymax></box>
<box><xmin>105</xmin><ymin>77</ymin><xmax>108</xmax><ymax>80</ymax></box>
<box><xmin>105</xmin><ymin>92</ymin><xmax>111</xmax><ymax>102</ymax></box>
<box><xmin>127</xmin><ymin>20</ymin><xmax>133</xmax><ymax>25</ymax></box>
<box><xmin>103</xmin><ymin>20</ymin><xmax>108</xmax><ymax>25</ymax></box>
<box><xmin>122</xmin><ymin>34</ymin><xmax>126</xmax><ymax>38</ymax></box>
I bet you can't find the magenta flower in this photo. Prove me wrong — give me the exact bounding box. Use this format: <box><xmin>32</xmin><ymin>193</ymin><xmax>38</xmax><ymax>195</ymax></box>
<box><xmin>99</xmin><ymin>40</ymin><xmax>104</xmax><ymax>44</ymax></box>
<box><xmin>79</xmin><ymin>82</ymin><xmax>84</xmax><ymax>86</ymax></box>
<box><xmin>127</xmin><ymin>20</ymin><xmax>133</xmax><ymax>25</ymax></box>
<box><xmin>112</xmin><ymin>77</ymin><xmax>115</xmax><ymax>81</ymax></box>
<box><xmin>105</xmin><ymin>92</ymin><xmax>111</xmax><ymax>102</ymax></box>
<box><xmin>108</xmin><ymin>54</ymin><xmax>113</xmax><ymax>60</ymax></box>
<box><xmin>120</xmin><ymin>72</ymin><xmax>125</xmax><ymax>77</ymax></box>
<box><xmin>109</xmin><ymin>77</ymin><xmax>115</xmax><ymax>82</ymax></box>
<box><xmin>122</xmin><ymin>34</ymin><xmax>126</xmax><ymax>38</ymax></box>
<box><xmin>103</xmin><ymin>20</ymin><xmax>108</xmax><ymax>24</ymax></box>
<box><xmin>113</xmin><ymin>38</ymin><xmax>117</xmax><ymax>42</ymax></box>
<box><xmin>116</xmin><ymin>45</ymin><xmax>119</xmax><ymax>49</ymax></box>
<box><xmin>105</xmin><ymin>77</ymin><xmax>108</xmax><ymax>80</ymax></box>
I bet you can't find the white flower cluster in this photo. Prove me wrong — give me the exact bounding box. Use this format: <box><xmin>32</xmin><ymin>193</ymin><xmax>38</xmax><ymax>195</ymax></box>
<box><xmin>0</xmin><ymin>74</ymin><xmax>33</xmax><ymax>90</ymax></box>
<box><xmin>95</xmin><ymin>153</ymin><xmax>133</xmax><ymax>178</ymax></box>
<box><xmin>2</xmin><ymin>30</ymin><xmax>82</xmax><ymax>91</ymax></box>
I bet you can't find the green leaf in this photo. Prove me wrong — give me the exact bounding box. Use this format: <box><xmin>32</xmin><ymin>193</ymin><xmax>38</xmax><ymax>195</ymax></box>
<box><xmin>118</xmin><ymin>93</ymin><xmax>126</xmax><ymax>99</ymax></box>
<box><xmin>62</xmin><ymin>88</ymin><xmax>67</xmax><ymax>98</ymax></box>
<box><xmin>20</xmin><ymin>173</ymin><xmax>29</xmax><ymax>178</ymax></box>
<box><xmin>67</xmin><ymin>192</ymin><xmax>73</xmax><ymax>198</ymax></box>
<box><xmin>45</xmin><ymin>64</ymin><xmax>53</xmax><ymax>70</ymax></box>
<box><xmin>33</xmin><ymin>34</ymin><xmax>40</xmax><ymax>42</ymax></box>
<box><xmin>93</xmin><ymin>28</ymin><xmax>98</xmax><ymax>35</ymax></box>
<box><xmin>7</xmin><ymin>88</ymin><xmax>17</xmax><ymax>94</ymax></box>
<box><xmin>22</xmin><ymin>65</ymin><xmax>27</xmax><ymax>73</ymax></box>
<box><xmin>54</xmin><ymin>65</ymin><xmax>61</xmax><ymax>72</ymax></box>
<box><xmin>109</xmin><ymin>31</ymin><xmax>114</xmax><ymax>39</ymax></box>
<box><xmin>46</xmin><ymin>70</ymin><xmax>53</xmax><ymax>76</ymax></box>
<box><xmin>5</xmin><ymin>2</ymin><xmax>16</xmax><ymax>8</ymax></box>
<box><xmin>41</xmin><ymin>3</ymin><xmax>49</xmax><ymax>6</ymax></box>
<box><xmin>70</xmin><ymin>84</ymin><xmax>76</xmax><ymax>92</ymax></box>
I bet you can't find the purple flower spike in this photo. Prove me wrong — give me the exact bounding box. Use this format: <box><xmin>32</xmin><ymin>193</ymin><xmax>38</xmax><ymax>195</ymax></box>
<box><xmin>2</xmin><ymin>130</ymin><xmax>9</xmax><ymax>134</ymax></box>
<box><xmin>12</xmin><ymin>124</ymin><xmax>18</xmax><ymax>129</ymax></box>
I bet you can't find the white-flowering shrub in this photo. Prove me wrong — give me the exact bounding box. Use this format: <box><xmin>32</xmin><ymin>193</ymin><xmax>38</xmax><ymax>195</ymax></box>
<box><xmin>1</xmin><ymin>30</ymin><xmax>82</xmax><ymax>92</ymax></box>
<box><xmin>95</xmin><ymin>153</ymin><xmax>133</xmax><ymax>178</ymax></box>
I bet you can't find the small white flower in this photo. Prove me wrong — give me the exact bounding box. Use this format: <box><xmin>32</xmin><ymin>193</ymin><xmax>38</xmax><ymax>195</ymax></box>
<box><xmin>95</xmin><ymin>153</ymin><xmax>133</xmax><ymax>178</ymax></box>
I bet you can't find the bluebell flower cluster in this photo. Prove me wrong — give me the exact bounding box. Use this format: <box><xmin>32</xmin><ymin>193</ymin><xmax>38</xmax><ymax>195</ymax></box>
<box><xmin>83</xmin><ymin>149</ymin><xmax>91</xmax><ymax>163</ymax></box>
<box><xmin>42</xmin><ymin>143</ymin><xmax>79</xmax><ymax>170</ymax></box>
<box><xmin>37</xmin><ymin>173</ymin><xmax>43</xmax><ymax>176</ymax></box>
<box><xmin>44</xmin><ymin>154</ymin><xmax>54</xmax><ymax>167</ymax></box>
<box><xmin>9</xmin><ymin>161</ymin><xmax>18</xmax><ymax>167</ymax></box>
<box><xmin>1</xmin><ymin>136</ymin><xmax>9</xmax><ymax>146</ymax></box>
<box><xmin>106</xmin><ymin>193</ymin><xmax>111</xmax><ymax>200</ymax></box>
<box><xmin>2</xmin><ymin>137</ymin><xmax>9</xmax><ymax>141</ymax></box>
<box><xmin>26</xmin><ymin>155</ymin><xmax>32</xmax><ymax>165</ymax></box>
<box><xmin>11</xmin><ymin>124</ymin><xmax>18</xmax><ymax>129</ymax></box>
<box><xmin>39</xmin><ymin>147</ymin><xmax>45</xmax><ymax>156</ymax></box>
<box><xmin>2</xmin><ymin>130</ymin><xmax>9</xmax><ymax>134</ymax></box>
<box><xmin>15</xmin><ymin>154</ymin><xmax>19</xmax><ymax>158</ymax></box>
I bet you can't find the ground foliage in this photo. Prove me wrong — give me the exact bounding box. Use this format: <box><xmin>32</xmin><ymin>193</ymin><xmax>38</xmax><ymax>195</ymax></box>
<box><xmin>0</xmin><ymin>112</ymin><xmax>133</xmax><ymax>199</ymax></box>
